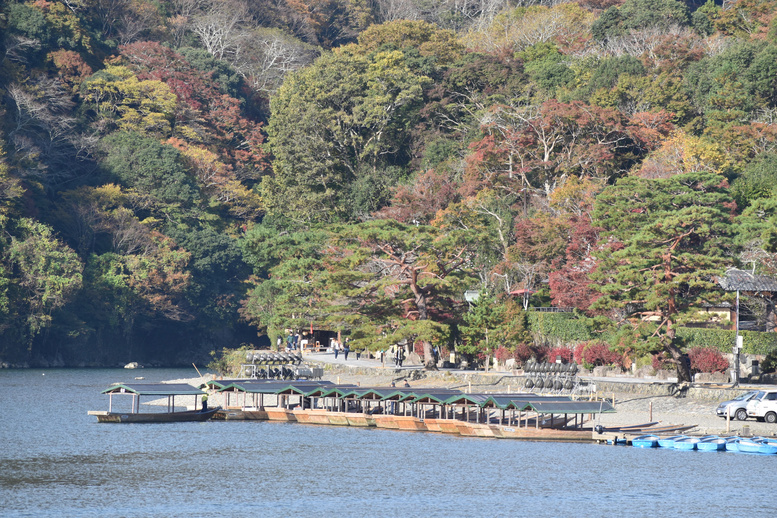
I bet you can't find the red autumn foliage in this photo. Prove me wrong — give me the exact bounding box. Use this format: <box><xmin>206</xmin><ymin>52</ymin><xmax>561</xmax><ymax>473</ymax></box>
<box><xmin>373</xmin><ymin>169</ymin><xmax>459</xmax><ymax>224</ymax></box>
<box><xmin>494</xmin><ymin>345</ymin><xmax>513</xmax><ymax>363</ymax></box>
<box><xmin>513</xmin><ymin>343</ymin><xmax>538</xmax><ymax>364</ymax></box>
<box><xmin>546</xmin><ymin>346</ymin><xmax>574</xmax><ymax>363</ymax></box>
<box><xmin>651</xmin><ymin>352</ymin><xmax>673</xmax><ymax>371</ymax></box>
<box><xmin>688</xmin><ymin>347</ymin><xmax>729</xmax><ymax>374</ymax></box>
<box><xmin>548</xmin><ymin>216</ymin><xmax>610</xmax><ymax>312</ymax></box>
<box><xmin>574</xmin><ymin>341</ymin><xmax>622</xmax><ymax>368</ymax></box>
<box><xmin>119</xmin><ymin>42</ymin><xmax>267</xmax><ymax>175</ymax></box>
<box><xmin>49</xmin><ymin>50</ymin><xmax>93</xmax><ymax>86</ymax></box>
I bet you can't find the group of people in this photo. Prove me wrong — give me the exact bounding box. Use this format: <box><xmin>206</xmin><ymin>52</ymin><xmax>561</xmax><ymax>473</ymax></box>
<box><xmin>388</xmin><ymin>344</ymin><xmax>405</xmax><ymax>367</ymax></box>
<box><xmin>332</xmin><ymin>338</ymin><xmax>351</xmax><ymax>360</ymax></box>
<box><xmin>279</xmin><ymin>332</ymin><xmax>302</xmax><ymax>351</ymax></box>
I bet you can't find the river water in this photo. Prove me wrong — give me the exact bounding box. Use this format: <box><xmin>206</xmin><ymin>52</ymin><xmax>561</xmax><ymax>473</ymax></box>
<box><xmin>0</xmin><ymin>368</ymin><xmax>773</xmax><ymax>517</ymax></box>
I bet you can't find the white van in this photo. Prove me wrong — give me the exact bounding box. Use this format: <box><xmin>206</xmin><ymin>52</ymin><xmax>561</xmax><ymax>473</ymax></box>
<box><xmin>746</xmin><ymin>390</ymin><xmax>777</xmax><ymax>423</ymax></box>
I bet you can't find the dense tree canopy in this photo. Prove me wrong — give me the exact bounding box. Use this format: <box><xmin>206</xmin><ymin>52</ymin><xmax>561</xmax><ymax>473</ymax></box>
<box><xmin>4</xmin><ymin>0</ymin><xmax>777</xmax><ymax>373</ymax></box>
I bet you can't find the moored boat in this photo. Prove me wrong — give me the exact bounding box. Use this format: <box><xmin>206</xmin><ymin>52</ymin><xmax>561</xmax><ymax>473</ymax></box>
<box><xmin>697</xmin><ymin>436</ymin><xmax>726</xmax><ymax>452</ymax></box>
<box><xmin>657</xmin><ymin>435</ymin><xmax>689</xmax><ymax>448</ymax></box>
<box><xmin>89</xmin><ymin>383</ymin><xmax>220</xmax><ymax>423</ymax></box>
<box><xmin>737</xmin><ymin>438</ymin><xmax>777</xmax><ymax>454</ymax></box>
<box><xmin>725</xmin><ymin>437</ymin><xmax>742</xmax><ymax>452</ymax></box>
<box><xmin>631</xmin><ymin>434</ymin><xmax>659</xmax><ymax>448</ymax></box>
<box><xmin>673</xmin><ymin>436</ymin><xmax>701</xmax><ymax>451</ymax></box>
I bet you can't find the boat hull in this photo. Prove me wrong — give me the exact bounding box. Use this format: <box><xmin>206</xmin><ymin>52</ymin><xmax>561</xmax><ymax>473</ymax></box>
<box><xmin>631</xmin><ymin>435</ymin><xmax>659</xmax><ymax>448</ymax></box>
<box><xmin>90</xmin><ymin>407</ymin><xmax>220</xmax><ymax>423</ymax></box>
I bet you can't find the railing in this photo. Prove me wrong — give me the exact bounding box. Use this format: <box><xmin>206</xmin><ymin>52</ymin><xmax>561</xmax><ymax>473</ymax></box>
<box><xmin>528</xmin><ymin>307</ymin><xmax>574</xmax><ymax>313</ymax></box>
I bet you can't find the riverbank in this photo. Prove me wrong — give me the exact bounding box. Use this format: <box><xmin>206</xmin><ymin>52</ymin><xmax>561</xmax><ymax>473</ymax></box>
<box><xmin>165</xmin><ymin>357</ymin><xmax>777</xmax><ymax>438</ymax></box>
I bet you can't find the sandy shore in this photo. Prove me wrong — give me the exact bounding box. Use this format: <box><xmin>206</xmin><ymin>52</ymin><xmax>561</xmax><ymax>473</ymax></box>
<box><xmin>162</xmin><ymin>369</ymin><xmax>777</xmax><ymax>438</ymax></box>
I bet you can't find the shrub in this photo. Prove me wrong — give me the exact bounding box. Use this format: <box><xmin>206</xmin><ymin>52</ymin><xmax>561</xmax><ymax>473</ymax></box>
<box><xmin>651</xmin><ymin>352</ymin><xmax>673</xmax><ymax>371</ymax></box>
<box><xmin>494</xmin><ymin>346</ymin><xmax>513</xmax><ymax>363</ymax></box>
<box><xmin>546</xmin><ymin>346</ymin><xmax>574</xmax><ymax>363</ymax></box>
<box><xmin>574</xmin><ymin>341</ymin><xmax>622</xmax><ymax>369</ymax></box>
<box><xmin>513</xmin><ymin>343</ymin><xmax>537</xmax><ymax>364</ymax></box>
<box><xmin>688</xmin><ymin>347</ymin><xmax>729</xmax><ymax>374</ymax></box>
<box><xmin>762</xmin><ymin>350</ymin><xmax>777</xmax><ymax>373</ymax></box>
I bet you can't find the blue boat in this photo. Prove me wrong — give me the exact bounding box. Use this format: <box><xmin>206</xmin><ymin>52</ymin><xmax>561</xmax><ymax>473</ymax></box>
<box><xmin>697</xmin><ymin>436</ymin><xmax>726</xmax><ymax>452</ymax></box>
<box><xmin>673</xmin><ymin>437</ymin><xmax>701</xmax><ymax>451</ymax></box>
<box><xmin>725</xmin><ymin>437</ymin><xmax>741</xmax><ymax>452</ymax></box>
<box><xmin>631</xmin><ymin>434</ymin><xmax>659</xmax><ymax>448</ymax></box>
<box><xmin>736</xmin><ymin>438</ymin><xmax>777</xmax><ymax>454</ymax></box>
<box><xmin>657</xmin><ymin>435</ymin><xmax>689</xmax><ymax>448</ymax></box>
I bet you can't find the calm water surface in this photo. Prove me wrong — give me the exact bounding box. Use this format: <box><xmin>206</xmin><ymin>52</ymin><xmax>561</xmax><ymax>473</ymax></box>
<box><xmin>1</xmin><ymin>368</ymin><xmax>773</xmax><ymax>517</ymax></box>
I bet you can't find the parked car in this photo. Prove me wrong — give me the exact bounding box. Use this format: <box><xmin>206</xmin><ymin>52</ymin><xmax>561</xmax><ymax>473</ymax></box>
<box><xmin>746</xmin><ymin>390</ymin><xmax>777</xmax><ymax>423</ymax></box>
<box><xmin>715</xmin><ymin>391</ymin><xmax>759</xmax><ymax>420</ymax></box>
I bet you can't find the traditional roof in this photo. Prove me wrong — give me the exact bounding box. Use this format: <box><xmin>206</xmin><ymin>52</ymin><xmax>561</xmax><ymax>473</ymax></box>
<box><xmin>719</xmin><ymin>269</ymin><xmax>777</xmax><ymax>293</ymax></box>
<box><xmin>101</xmin><ymin>383</ymin><xmax>203</xmax><ymax>396</ymax></box>
<box><xmin>219</xmin><ymin>380</ymin><xmax>335</xmax><ymax>394</ymax></box>
<box><xmin>443</xmin><ymin>393</ymin><xmax>491</xmax><ymax>405</ymax></box>
<box><xmin>483</xmin><ymin>394</ymin><xmax>572</xmax><ymax>409</ymax></box>
<box><xmin>524</xmin><ymin>400</ymin><xmax>616</xmax><ymax>414</ymax></box>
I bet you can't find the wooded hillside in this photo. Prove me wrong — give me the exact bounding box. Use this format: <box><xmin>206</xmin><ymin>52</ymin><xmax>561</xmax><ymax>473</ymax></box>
<box><xmin>2</xmin><ymin>0</ymin><xmax>777</xmax><ymax>372</ymax></box>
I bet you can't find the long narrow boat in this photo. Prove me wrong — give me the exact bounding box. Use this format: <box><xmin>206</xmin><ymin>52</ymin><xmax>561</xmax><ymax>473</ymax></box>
<box><xmin>89</xmin><ymin>383</ymin><xmax>220</xmax><ymax>423</ymax></box>
<box><xmin>90</xmin><ymin>407</ymin><xmax>220</xmax><ymax>423</ymax></box>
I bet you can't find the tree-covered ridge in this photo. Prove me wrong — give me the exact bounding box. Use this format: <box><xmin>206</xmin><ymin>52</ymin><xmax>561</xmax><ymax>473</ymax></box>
<box><xmin>3</xmin><ymin>0</ymin><xmax>777</xmax><ymax>376</ymax></box>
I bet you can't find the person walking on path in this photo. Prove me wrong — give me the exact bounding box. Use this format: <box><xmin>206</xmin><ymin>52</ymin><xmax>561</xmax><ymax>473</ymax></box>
<box><xmin>343</xmin><ymin>338</ymin><xmax>350</xmax><ymax>361</ymax></box>
<box><xmin>333</xmin><ymin>340</ymin><xmax>339</xmax><ymax>359</ymax></box>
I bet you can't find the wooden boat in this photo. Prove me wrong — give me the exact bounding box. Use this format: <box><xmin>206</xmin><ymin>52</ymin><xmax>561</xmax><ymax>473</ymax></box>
<box><xmin>394</xmin><ymin>415</ymin><xmax>427</xmax><ymax>431</ymax></box>
<box><xmin>697</xmin><ymin>436</ymin><xmax>726</xmax><ymax>452</ymax></box>
<box><xmin>222</xmin><ymin>409</ymin><xmax>269</xmax><ymax>421</ymax></box>
<box><xmin>421</xmin><ymin>418</ymin><xmax>444</xmax><ymax>432</ymax></box>
<box><xmin>373</xmin><ymin>415</ymin><xmax>401</xmax><ymax>429</ymax></box>
<box><xmin>631</xmin><ymin>434</ymin><xmax>659</xmax><ymax>448</ymax></box>
<box><xmin>657</xmin><ymin>435</ymin><xmax>689</xmax><ymax>448</ymax></box>
<box><xmin>345</xmin><ymin>413</ymin><xmax>376</xmax><ymax>427</ymax></box>
<box><xmin>89</xmin><ymin>383</ymin><xmax>220</xmax><ymax>423</ymax></box>
<box><xmin>265</xmin><ymin>408</ymin><xmax>297</xmax><ymax>421</ymax></box>
<box><xmin>90</xmin><ymin>407</ymin><xmax>220</xmax><ymax>423</ymax></box>
<box><xmin>326</xmin><ymin>412</ymin><xmax>351</xmax><ymax>426</ymax></box>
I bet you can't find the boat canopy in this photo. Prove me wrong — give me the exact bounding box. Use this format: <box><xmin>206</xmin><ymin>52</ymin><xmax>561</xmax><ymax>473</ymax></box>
<box><xmin>101</xmin><ymin>383</ymin><xmax>204</xmax><ymax>396</ymax></box>
<box><xmin>522</xmin><ymin>400</ymin><xmax>616</xmax><ymax>414</ymax></box>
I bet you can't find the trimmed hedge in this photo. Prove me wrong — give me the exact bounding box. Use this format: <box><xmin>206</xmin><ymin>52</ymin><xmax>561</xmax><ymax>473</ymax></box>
<box><xmin>527</xmin><ymin>312</ymin><xmax>593</xmax><ymax>343</ymax></box>
<box><xmin>527</xmin><ymin>312</ymin><xmax>777</xmax><ymax>356</ymax></box>
<box><xmin>675</xmin><ymin>327</ymin><xmax>777</xmax><ymax>355</ymax></box>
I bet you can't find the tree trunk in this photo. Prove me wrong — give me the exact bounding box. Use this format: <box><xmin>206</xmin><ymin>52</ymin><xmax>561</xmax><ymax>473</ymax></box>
<box><xmin>664</xmin><ymin>337</ymin><xmax>691</xmax><ymax>383</ymax></box>
<box><xmin>422</xmin><ymin>340</ymin><xmax>437</xmax><ymax>370</ymax></box>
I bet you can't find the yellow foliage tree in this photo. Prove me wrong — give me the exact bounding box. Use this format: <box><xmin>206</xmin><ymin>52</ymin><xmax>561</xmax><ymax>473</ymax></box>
<box><xmin>635</xmin><ymin>130</ymin><xmax>733</xmax><ymax>179</ymax></box>
<box><xmin>462</xmin><ymin>3</ymin><xmax>594</xmax><ymax>54</ymax></box>
<box><xmin>82</xmin><ymin>65</ymin><xmax>177</xmax><ymax>135</ymax></box>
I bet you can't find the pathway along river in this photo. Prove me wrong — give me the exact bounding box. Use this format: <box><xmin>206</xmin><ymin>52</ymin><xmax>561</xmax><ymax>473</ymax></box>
<box><xmin>1</xmin><ymin>368</ymin><xmax>773</xmax><ymax>517</ymax></box>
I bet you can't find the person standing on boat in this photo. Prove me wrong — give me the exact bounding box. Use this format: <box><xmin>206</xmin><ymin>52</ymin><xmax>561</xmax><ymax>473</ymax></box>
<box><xmin>201</xmin><ymin>391</ymin><xmax>209</xmax><ymax>411</ymax></box>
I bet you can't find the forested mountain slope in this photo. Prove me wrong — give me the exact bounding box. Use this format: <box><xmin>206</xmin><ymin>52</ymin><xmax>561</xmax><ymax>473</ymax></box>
<box><xmin>2</xmin><ymin>0</ymin><xmax>777</xmax><ymax>373</ymax></box>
